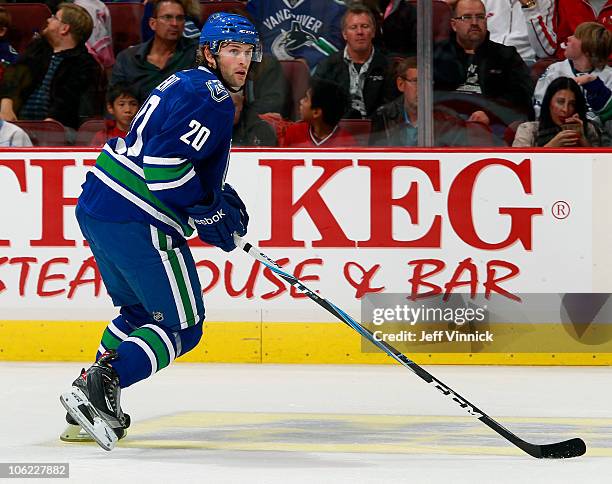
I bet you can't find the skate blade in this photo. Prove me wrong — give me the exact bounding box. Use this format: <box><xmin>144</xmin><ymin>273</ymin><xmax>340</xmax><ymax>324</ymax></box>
<box><xmin>59</xmin><ymin>423</ymin><xmax>94</xmax><ymax>442</ymax></box>
<box><xmin>60</xmin><ymin>388</ymin><xmax>118</xmax><ymax>451</ymax></box>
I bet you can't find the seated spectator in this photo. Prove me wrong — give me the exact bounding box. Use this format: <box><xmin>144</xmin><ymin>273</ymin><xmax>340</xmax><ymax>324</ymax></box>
<box><xmin>142</xmin><ymin>0</ymin><xmax>201</xmax><ymax>42</ymax></box>
<box><xmin>370</xmin><ymin>56</ymin><xmax>495</xmax><ymax>146</ymax></box>
<box><xmin>110</xmin><ymin>0</ymin><xmax>197</xmax><ymax>103</ymax></box>
<box><xmin>246</xmin><ymin>0</ymin><xmax>346</xmax><ymax>71</ymax></box>
<box><xmin>231</xmin><ymin>91</ymin><xmax>277</xmax><ymax>147</ymax></box>
<box><xmin>381</xmin><ymin>0</ymin><xmax>417</xmax><ymax>57</ymax></box>
<box><xmin>534</xmin><ymin>22</ymin><xmax>612</xmax><ymax>124</ymax></box>
<box><xmin>0</xmin><ymin>119</ymin><xmax>33</xmax><ymax>146</ymax></box>
<box><xmin>74</xmin><ymin>0</ymin><xmax>115</xmax><ymax>69</ymax></box>
<box><xmin>513</xmin><ymin>76</ymin><xmax>600</xmax><ymax>146</ymax></box>
<box><xmin>546</xmin><ymin>0</ymin><xmax>612</xmax><ymax>60</ymax></box>
<box><xmin>282</xmin><ymin>78</ymin><xmax>357</xmax><ymax>147</ymax></box>
<box><xmin>0</xmin><ymin>3</ymin><xmax>103</xmax><ymax>130</ymax></box>
<box><xmin>91</xmin><ymin>83</ymin><xmax>140</xmax><ymax>146</ymax></box>
<box><xmin>483</xmin><ymin>0</ymin><xmax>555</xmax><ymax>65</ymax></box>
<box><xmin>433</xmin><ymin>0</ymin><xmax>534</xmax><ymax>143</ymax></box>
<box><xmin>0</xmin><ymin>6</ymin><xmax>18</xmax><ymax>75</ymax></box>
<box><xmin>314</xmin><ymin>3</ymin><xmax>393</xmax><ymax>119</ymax></box>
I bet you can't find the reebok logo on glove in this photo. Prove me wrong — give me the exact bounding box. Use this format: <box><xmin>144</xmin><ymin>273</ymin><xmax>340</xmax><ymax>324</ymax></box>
<box><xmin>193</xmin><ymin>209</ymin><xmax>225</xmax><ymax>225</ymax></box>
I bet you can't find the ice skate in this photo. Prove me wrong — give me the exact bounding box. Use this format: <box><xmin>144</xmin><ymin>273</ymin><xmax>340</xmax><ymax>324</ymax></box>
<box><xmin>59</xmin><ymin>351</ymin><xmax>129</xmax><ymax>451</ymax></box>
<box><xmin>59</xmin><ymin>411</ymin><xmax>130</xmax><ymax>443</ymax></box>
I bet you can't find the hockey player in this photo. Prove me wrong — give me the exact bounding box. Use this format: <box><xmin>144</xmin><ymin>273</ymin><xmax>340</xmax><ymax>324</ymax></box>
<box><xmin>59</xmin><ymin>12</ymin><xmax>260</xmax><ymax>451</ymax></box>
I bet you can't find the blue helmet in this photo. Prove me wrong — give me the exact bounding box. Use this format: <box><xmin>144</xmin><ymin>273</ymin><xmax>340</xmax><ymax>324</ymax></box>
<box><xmin>199</xmin><ymin>13</ymin><xmax>262</xmax><ymax>62</ymax></box>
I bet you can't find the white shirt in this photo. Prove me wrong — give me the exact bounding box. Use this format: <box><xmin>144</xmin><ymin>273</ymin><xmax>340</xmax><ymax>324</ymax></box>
<box><xmin>0</xmin><ymin>121</ymin><xmax>33</xmax><ymax>147</ymax></box>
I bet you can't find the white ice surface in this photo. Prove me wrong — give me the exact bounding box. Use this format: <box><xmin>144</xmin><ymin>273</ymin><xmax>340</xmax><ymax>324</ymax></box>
<box><xmin>1</xmin><ymin>362</ymin><xmax>610</xmax><ymax>483</ymax></box>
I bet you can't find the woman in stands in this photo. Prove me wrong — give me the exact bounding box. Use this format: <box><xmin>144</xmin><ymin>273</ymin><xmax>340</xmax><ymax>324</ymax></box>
<box><xmin>513</xmin><ymin>76</ymin><xmax>600</xmax><ymax>147</ymax></box>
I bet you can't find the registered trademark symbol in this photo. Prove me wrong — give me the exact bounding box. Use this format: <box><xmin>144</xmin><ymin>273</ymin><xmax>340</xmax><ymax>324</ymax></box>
<box><xmin>552</xmin><ymin>201</ymin><xmax>570</xmax><ymax>219</ymax></box>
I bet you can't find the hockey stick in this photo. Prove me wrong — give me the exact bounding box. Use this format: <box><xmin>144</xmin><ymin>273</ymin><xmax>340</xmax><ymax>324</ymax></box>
<box><xmin>233</xmin><ymin>234</ymin><xmax>586</xmax><ymax>459</ymax></box>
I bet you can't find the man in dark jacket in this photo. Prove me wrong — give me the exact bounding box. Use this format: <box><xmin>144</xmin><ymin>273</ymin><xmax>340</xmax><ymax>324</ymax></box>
<box><xmin>314</xmin><ymin>4</ymin><xmax>393</xmax><ymax>119</ymax></box>
<box><xmin>433</xmin><ymin>0</ymin><xmax>534</xmax><ymax>139</ymax></box>
<box><xmin>110</xmin><ymin>0</ymin><xmax>196</xmax><ymax>103</ymax></box>
<box><xmin>0</xmin><ymin>3</ymin><xmax>103</xmax><ymax>130</ymax></box>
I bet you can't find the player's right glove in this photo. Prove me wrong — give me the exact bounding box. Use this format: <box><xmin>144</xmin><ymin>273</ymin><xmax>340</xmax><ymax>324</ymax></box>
<box><xmin>186</xmin><ymin>186</ymin><xmax>248</xmax><ymax>252</ymax></box>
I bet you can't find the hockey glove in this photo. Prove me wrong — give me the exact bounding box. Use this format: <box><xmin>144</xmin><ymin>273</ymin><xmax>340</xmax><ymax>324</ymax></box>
<box><xmin>221</xmin><ymin>183</ymin><xmax>249</xmax><ymax>235</ymax></box>
<box><xmin>186</xmin><ymin>186</ymin><xmax>248</xmax><ymax>252</ymax></box>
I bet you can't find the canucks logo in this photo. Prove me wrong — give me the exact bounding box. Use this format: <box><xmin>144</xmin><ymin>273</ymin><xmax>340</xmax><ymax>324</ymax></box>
<box><xmin>206</xmin><ymin>79</ymin><xmax>229</xmax><ymax>103</ymax></box>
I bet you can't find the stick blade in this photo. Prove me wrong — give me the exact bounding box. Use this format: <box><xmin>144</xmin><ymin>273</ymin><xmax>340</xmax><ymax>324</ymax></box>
<box><xmin>536</xmin><ymin>438</ymin><xmax>587</xmax><ymax>459</ymax></box>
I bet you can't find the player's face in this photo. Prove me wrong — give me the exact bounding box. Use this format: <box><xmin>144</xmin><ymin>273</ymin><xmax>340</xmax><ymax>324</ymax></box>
<box><xmin>151</xmin><ymin>1</ymin><xmax>185</xmax><ymax>42</ymax></box>
<box><xmin>109</xmin><ymin>95</ymin><xmax>139</xmax><ymax>131</ymax></box>
<box><xmin>342</xmin><ymin>13</ymin><xmax>375</xmax><ymax>55</ymax></box>
<box><xmin>216</xmin><ymin>42</ymin><xmax>254</xmax><ymax>89</ymax></box>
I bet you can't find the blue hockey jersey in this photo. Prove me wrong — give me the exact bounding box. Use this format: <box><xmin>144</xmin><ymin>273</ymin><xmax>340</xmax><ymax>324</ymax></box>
<box><xmin>78</xmin><ymin>66</ymin><xmax>235</xmax><ymax>240</ymax></box>
<box><xmin>246</xmin><ymin>0</ymin><xmax>346</xmax><ymax>70</ymax></box>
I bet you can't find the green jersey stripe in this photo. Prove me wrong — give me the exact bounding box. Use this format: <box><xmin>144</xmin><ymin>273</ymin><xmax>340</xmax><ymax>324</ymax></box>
<box><xmin>143</xmin><ymin>162</ymin><xmax>193</xmax><ymax>182</ymax></box>
<box><xmin>131</xmin><ymin>327</ymin><xmax>170</xmax><ymax>371</ymax></box>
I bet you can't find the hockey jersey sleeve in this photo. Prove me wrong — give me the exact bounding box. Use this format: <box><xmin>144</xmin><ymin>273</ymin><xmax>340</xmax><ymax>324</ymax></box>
<box><xmin>133</xmin><ymin>73</ymin><xmax>234</xmax><ymax>213</ymax></box>
<box><xmin>521</xmin><ymin>0</ymin><xmax>557</xmax><ymax>59</ymax></box>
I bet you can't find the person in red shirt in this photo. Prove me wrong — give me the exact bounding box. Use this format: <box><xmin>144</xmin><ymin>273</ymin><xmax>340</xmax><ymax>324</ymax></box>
<box><xmin>282</xmin><ymin>78</ymin><xmax>357</xmax><ymax>147</ymax></box>
<box><xmin>91</xmin><ymin>83</ymin><xmax>139</xmax><ymax>146</ymax></box>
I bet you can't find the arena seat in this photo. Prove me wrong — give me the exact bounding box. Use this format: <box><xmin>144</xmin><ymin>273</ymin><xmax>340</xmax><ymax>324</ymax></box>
<box><xmin>107</xmin><ymin>2</ymin><xmax>144</xmax><ymax>56</ymax></box>
<box><xmin>338</xmin><ymin>119</ymin><xmax>372</xmax><ymax>146</ymax></box>
<box><xmin>406</xmin><ymin>0</ymin><xmax>452</xmax><ymax>43</ymax></box>
<box><xmin>4</xmin><ymin>3</ymin><xmax>52</xmax><ymax>54</ymax></box>
<box><xmin>200</xmin><ymin>1</ymin><xmax>246</xmax><ymax>22</ymax></box>
<box><xmin>279</xmin><ymin>59</ymin><xmax>310</xmax><ymax>121</ymax></box>
<box><xmin>13</xmin><ymin>120</ymin><xmax>67</xmax><ymax>146</ymax></box>
<box><xmin>75</xmin><ymin>119</ymin><xmax>106</xmax><ymax>147</ymax></box>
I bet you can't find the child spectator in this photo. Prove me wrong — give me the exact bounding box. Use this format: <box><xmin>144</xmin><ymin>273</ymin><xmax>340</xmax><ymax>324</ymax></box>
<box><xmin>0</xmin><ymin>7</ymin><xmax>19</xmax><ymax>82</ymax></box>
<box><xmin>282</xmin><ymin>78</ymin><xmax>357</xmax><ymax>147</ymax></box>
<box><xmin>91</xmin><ymin>83</ymin><xmax>139</xmax><ymax>145</ymax></box>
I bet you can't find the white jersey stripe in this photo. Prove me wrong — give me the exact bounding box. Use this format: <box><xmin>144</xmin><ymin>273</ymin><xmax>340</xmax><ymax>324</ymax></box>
<box><xmin>143</xmin><ymin>156</ymin><xmax>188</xmax><ymax>166</ymax></box>
<box><xmin>148</xmin><ymin>168</ymin><xmax>196</xmax><ymax>191</ymax></box>
<box><xmin>124</xmin><ymin>337</ymin><xmax>157</xmax><ymax>376</ymax></box>
<box><xmin>142</xmin><ymin>324</ymin><xmax>176</xmax><ymax>362</ymax></box>
<box><xmin>108</xmin><ymin>321</ymin><xmax>129</xmax><ymax>340</ymax></box>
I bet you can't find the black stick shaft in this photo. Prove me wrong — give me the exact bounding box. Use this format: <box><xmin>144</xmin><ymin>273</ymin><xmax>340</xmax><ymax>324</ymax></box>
<box><xmin>233</xmin><ymin>235</ymin><xmax>586</xmax><ymax>459</ymax></box>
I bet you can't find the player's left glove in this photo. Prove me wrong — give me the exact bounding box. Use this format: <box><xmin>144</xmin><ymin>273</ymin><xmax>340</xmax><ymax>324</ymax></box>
<box><xmin>186</xmin><ymin>185</ymin><xmax>248</xmax><ymax>252</ymax></box>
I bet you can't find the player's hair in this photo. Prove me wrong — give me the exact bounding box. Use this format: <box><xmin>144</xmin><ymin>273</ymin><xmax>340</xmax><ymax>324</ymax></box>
<box><xmin>0</xmin><ymin>6</ymin><xmax>12</xmax><ymax>31</ymax></box>
<box><xmin>309</xmin><ymin>78</ymin><xmax>348</xmax><ymax>127</ymax></box>
<box><xmin>341</xmin><ymin>3</ymin><xmax>376</xmax><ymax>31</ymax></box>
<box><xmin>57</xmin><ymin>3</ymin><xmax>93</xmax><ymax>45</ymax></box>
<box><xmin>152</xmin><ymin>0</ymin><xmax>185</xmax><ymax>18</ymax></box>
<box><xmin>394</xmin><ymin>56</ymin><xmax>417</xmax><ymax>79</ymax></box>
<box><xmin>574</xmin><ymin>21</ymin><xmax>612</xmax><ymax>70</ymax></box>
<box><xmin>106</xmin><ymin>83</ymin><xmax>139</xmax><ymax>106</ymax></box>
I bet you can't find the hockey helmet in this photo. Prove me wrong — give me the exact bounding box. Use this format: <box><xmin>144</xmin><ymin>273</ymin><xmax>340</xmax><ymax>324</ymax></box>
<box><xmin>199</xmin><ymin>12</ymin><xmax>262</xmax><ymax>62</ymax></box>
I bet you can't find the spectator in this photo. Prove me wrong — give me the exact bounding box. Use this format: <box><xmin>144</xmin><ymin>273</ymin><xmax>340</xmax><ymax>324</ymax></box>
<box><xmin>513</xmin><ymin>76</ymin><xmax>600</xmax><ymax>146</ymax></box>
<box><xmin>246</xmin><ymin>0</ymin><xmax>346</xmax><ymax>70</ymax></box>
<box><xmin>433</xmin><ymin>0</ymin><xmax>534</xmax><ymax>142</ymax></box>
<box><xmin>0</xmin><ymin>7</ymin><xmax>18</xmax><ymax>72</ymax></box>
<box><xmin>0</xmin><ymin>119</ymin><xmax>33</xmax><ymax>146</ymax></box>
<box><xmin>0</xmin><ymin>3</ymin><xmax>103</xmax><ymax>130</ymax></box>
<box><xmin>230</xmin><ymin>90</ymin><xmax>277</xmax><ymax>147</ymax></box>
<box><xmin>142</xmin><ymin>0</ymin><xmax>202</xmax><ymax>42</ymax></box>
<box><xmin>110</xmin><ymin>0</ymin><xmax>197</xmax><ymax>103</ymax></box>
<box><xmin>381</xmin><ymin>0</ymin><xmax>417</xmax><ymax>57</ymax></box>
<box><xmin>534</xmin><ymin>22</ymin><xmax>612</xmax><ymax>123</ymax></box>
<box><xmin>483</xmin><ymin>0</ymin><xmax>555</xmax><ymax>65</ymax></box>
<box><xmin>370</xmin><ymin>56</ymin><xmax>494</xmax><ymax>146</ymax></box>
<box><xmin>314</xmin><ymin>4</ymin><xmax>393</xmax><ymax>119</ymax></box>
<box><xmin>282</xmin><ymin>78</ymin><xmax>357</xmax><ymax>147</ymax></box>
<box><xmin>91</xmin><ymin>83</ymin><xmax>140</xmax><ymax>146</ymax></box>
<box><xmin>546</xmin><ymin>0</ymin><xmax>612</xmax><ymax>60</ymax></box>
<box><xmin>74</xmin><ymin>0</ymin><xmax>115</xmax><ymax>69</ymax></box>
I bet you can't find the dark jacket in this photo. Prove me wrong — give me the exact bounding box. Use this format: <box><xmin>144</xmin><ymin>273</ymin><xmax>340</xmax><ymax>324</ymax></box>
<box><xmin>433</xmin><ymin>32</ymin><xmax>534</xmax><ymax>124</ymax></box>
<box><xmin>0</xmin><ymin>38</ymin><xmax>103</xmax><ymax>129</ymax></box>
<box><xmin>110</xmin><ymin>37</ymin><xmax>197</xmax><ymax>103</ymax></box>
<box><xmin>369</xmin><ymin>96</ymin><xmax>496</xmax><ymax>147</ymax></box>
<box><xmin>313</xmin><ymin>48</ymin><xmax>394</xmax><ymax>119</ymax></box>
<box><xmin>244</xmin><ymin>54</ymin><xmax>289</xmax><ymax>118</ymax></box>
